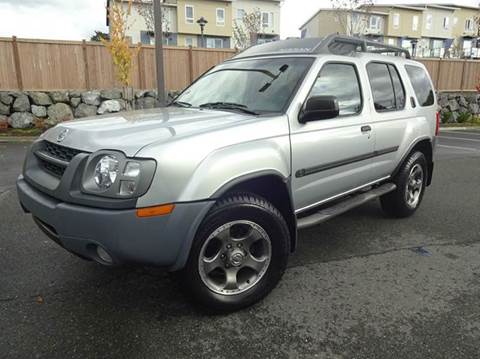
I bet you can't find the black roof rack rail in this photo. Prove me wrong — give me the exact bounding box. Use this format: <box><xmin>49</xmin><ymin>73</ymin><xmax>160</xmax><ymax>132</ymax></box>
<box><xmin>315</xmin><ymin>34</ymin><xmax>411</xmax><ymax>59</ymax></box>
<box><xmin>231</xmin><ymin>34</ymin><xmax>411</xmax><ymax>60</ymax></box>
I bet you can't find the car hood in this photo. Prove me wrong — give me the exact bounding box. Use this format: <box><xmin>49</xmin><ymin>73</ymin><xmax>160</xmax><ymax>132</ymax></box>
<box><xmin>41</xmin><ymin>107</ymin><xmax>256</xmax><ymax>157</ymax></box>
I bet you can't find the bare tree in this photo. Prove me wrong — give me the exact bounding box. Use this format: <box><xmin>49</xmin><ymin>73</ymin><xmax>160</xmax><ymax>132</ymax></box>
<box><xmin>136</xmin><ymin>0</ymin><xmax>172</xmax><ymax>39</ymax></box>
<box><xmin>233</xmin><ymin>10</ymin><xmax>263</xmax><ymax>49</ymax></box>
<box><xmin>330</xmin><ymin>0</ymin><xmax>374</xmax><ymax>37</ymax></box>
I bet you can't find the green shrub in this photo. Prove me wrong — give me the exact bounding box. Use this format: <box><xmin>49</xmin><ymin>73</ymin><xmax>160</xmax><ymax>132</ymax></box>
<box><xmin>441</xmin><ymin>111</ymin><xmax>452</xmax><ymax>124</ymax></box>
<box><xmin>470</xmin><ymin>116</ymin><xmax>480</xmax><ymax>125</ymax></box>
<box><xmin>457</xmin><ymin>112</ymin><xmax>473</xmax><ymax>123</ymax></box>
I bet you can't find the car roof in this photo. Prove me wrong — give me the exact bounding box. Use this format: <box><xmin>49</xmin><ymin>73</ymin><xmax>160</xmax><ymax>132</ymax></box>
<box><xmin>233</xmin><ymin>34</ymin><xmax>411</xmax><ymax>61</ymax></box>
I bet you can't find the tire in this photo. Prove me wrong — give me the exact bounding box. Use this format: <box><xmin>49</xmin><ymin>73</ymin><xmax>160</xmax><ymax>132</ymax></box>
<box><xmin>181</xmin><ymin>192</ymin><xmax>290</xmax><ymax>313</ymax></box>
<box><xmin>381</xmin><ymin>151</ymin><xmax>428</xmax><ymax>218</ymax></box>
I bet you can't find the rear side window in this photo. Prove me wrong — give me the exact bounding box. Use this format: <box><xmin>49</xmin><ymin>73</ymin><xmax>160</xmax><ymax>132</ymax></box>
<box><xmin>405</xmin><ymin>65</ymin><xmax>435</xmax><ymax>107</ymax></box>
<box><xmin>366</xmin><ymin>62</ymin><xmax>405</xmax><ymax>112</ymax></box>
<box><xmin>310</xmin><ymin>63</ymin><xmax>362</xmax><ymax>116</ymax></box>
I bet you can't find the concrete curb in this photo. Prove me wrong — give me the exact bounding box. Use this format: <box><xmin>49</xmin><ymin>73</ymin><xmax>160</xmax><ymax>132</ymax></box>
<box><xmin>0</xmin><ymin>136</ymin><xmax>38</xmax><ymax>143</ymax></box>
<box><xmin>440</xmin><ymin>127</ymin><xmax>480</xmax><ymax>131</ymax></box>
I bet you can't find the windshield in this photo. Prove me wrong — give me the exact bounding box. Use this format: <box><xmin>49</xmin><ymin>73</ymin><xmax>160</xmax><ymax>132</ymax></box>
<box><xmin>174</xmin><ymin>57</ymin><xmax>314</xmax><ymax>114</ymax></box>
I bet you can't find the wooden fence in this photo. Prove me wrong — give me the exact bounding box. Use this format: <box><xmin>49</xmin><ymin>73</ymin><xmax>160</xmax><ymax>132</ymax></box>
<box><xmin>1</xmin><ymin>36</ymin><xmax>479</xmax><ymax>92</ymax></box>
<box><xmin>0</xmin><ymin>37</ymin><xmax>237</xmax><ymax>92</ymax></box>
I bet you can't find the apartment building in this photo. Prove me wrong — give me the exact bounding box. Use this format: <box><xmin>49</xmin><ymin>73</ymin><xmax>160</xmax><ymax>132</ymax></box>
<box><xmin>109</xmin><ymin>0</ymin><xmax>281</xmax><ymax>49</ymax></box>
<box><xmin>232</xmin><ymin>0</ymin><xmax>281</xmax><ymax>46</ymax></box>
<box><xmin>300</xmin><ymin>8</ymin><xmax>389</xmax><ymax>41</ymax></box>
<box><xmin>300</xmin><ymin>3</ymin><xmax>479</xmax><ymax>58</ymax></box>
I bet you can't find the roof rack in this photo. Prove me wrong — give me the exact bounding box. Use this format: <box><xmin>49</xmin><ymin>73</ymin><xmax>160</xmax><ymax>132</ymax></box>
<box><xmin>315</xmin><ymin>34</ymin><xmax>411</xmax><ymax>59</ymax></box>
<box><xmin>232</xmin><ymin>34</ymin><xmax>411</xmax><ymax>60</ymax></box>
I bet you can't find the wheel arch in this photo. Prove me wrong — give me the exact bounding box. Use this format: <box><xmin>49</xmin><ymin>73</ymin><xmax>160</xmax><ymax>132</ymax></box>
<box><xmin>393</xmin><ymin>137</ymin><xmax>434</xmax><ymax>186</ymax></box>
<box><xmin>212</xmin><ymin>171</ymin><xmax>298</xmax><ymax>253</ymax></box>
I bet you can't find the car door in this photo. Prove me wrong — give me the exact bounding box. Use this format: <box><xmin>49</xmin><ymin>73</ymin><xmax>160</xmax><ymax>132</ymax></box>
<box><xmin>290</xmin><ymin>61</ymin><xmax>377</xmax><ymax>213</ymax></box>
<box><xmin>365</xmin><ymin>61</ymin><xmax>410</xmax><ymax>179</ymax></box>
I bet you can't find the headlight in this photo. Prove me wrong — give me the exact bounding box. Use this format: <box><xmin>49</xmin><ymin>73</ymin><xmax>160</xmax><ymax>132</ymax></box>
<box><xmin>94</xmin><ymin>155</ymin><xmax>119</xmax><ymax>189</ymax></box>
<box><xmin>81</xmin><ymin>151</ymin><xmax>156</xmax><ymax>199</ymax></box>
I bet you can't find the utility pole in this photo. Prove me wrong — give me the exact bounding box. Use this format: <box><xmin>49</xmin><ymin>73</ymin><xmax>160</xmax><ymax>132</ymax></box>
<box><xmin>154</xmin><ymin>0</ymin><xmax>167</xmax><ymax>106</ymax></box>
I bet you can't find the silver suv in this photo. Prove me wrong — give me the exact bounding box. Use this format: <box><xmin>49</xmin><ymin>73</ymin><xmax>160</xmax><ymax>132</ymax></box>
<box><xmin>17</xmin><ymin>35</ymin><xmax>438</xmax><ymax>312</ymax></box>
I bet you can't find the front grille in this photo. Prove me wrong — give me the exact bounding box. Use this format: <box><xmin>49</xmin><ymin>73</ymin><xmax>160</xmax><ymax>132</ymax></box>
<box><xmin>38</xmin><ymin>158</ymin><xmax>65</xmax><ymax>177</ymax></box>
<box><xmin>44</xmin><ymin>141</ymin><xmax>82</xmax><ymax>162</ymax></box>
<box><xmin>36</xmin><ymin>141</ymin><xmax>86</xmax><ymax>178</ymax></box>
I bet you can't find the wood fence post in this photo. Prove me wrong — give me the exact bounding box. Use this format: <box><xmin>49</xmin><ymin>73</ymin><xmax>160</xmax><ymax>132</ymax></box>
<box><xmin>436</xmin><ymin>58</ymin><xmax>442</xmax><ymax>91</ymax></box>
<box><xmin>459</xmin><ymin>59</ymin><xmax>467</xmax><ymax>93</ymax></box>
<box><xmin>82</xmin><ymin>40</ymin><xmax>91</xmax><ymax>90</ymax></box>
<box><xmin>137</xmin><ymin>43</ymin><xmax>145</xmax><ymax>89</ymax></box>
<box><xmin>11</xmin><ymin>36</ymin><xmax>23</xmax><ymax>90</ymax></box>
<box><xmin>188</xmin><ymin>46</ymin><xmax>194</xmax><ymax>83</ymax></box>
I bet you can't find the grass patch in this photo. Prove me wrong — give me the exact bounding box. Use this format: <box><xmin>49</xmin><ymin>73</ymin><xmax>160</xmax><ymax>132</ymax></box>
<box><xmin>0</xmin><ymin>128</ymin><xmax>43</xmax><ymax>137</ymax></box>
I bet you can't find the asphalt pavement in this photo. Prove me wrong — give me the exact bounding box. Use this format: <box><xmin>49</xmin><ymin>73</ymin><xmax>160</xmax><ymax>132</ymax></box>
<box><xmin>1</xmin><ymin>129</ymin><xmax>480</xmax><ymax>358</ymax></box>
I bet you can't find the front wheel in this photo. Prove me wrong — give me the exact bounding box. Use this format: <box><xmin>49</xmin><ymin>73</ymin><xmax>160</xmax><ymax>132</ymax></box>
<box><xmin>381</xmin><ymin>151</ymin><xmax>427</xmax><ymax>218</ymax></box>
<box><xmin>181</xmin><ymin>193</ymin><xmax>290</xmax><ymax>312</ymax></box>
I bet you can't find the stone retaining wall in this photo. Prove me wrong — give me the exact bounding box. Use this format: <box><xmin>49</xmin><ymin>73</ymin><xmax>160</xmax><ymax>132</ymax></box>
<box><xmin>0</xmin><ymin>90</ymin><xmax>479</xmax><ymax>129</ymax></box>
<box><xmin>437</xmin><ymin>92</ymin><xmax>480</xmax><ymax>123</ymax></box>
<box><xmin>0</xmin><ymin>89</ymin><xmax>177</xmax><ymax>129</ymax></box>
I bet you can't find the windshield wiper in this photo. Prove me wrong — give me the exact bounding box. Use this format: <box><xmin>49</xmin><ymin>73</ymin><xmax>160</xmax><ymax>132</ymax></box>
<box><xmin>199</xmin><ymin>102</ymin><xmax>259</xmax><ymax>115</ymax></box>
<box><xmin>170</xmin><ymin>100</ymin><xmax>192</xmax><ymax>108</ymax></box>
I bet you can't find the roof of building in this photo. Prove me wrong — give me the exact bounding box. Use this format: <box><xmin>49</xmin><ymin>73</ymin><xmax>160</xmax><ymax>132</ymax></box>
<box><xmin>299</xmin><ymin>8</ymin><xmax>390</xmax><ymax>30</ymax></box>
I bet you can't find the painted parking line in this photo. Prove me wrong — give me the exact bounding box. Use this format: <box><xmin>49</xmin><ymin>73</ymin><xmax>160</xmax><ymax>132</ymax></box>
<box><xmin>437</xmin><ymin>144</ymin><xmax>480</xmax><ymax>152</ymax></box>
<box><xmin>439</xmin><ymin>136</ymin><xmax>480</xmax><ymax>143</ymax></box>
<box><xmin>441</xmin><ymin>131</ymin><xmax>480</xmax><ymax>136</ymax></box>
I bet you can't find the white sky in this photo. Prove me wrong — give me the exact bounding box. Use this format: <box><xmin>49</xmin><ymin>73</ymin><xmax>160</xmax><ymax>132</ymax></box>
<box><xmin>0</xmin><ymin>0</ymin><xmax>478</xmax><ymax>41</ymax></box>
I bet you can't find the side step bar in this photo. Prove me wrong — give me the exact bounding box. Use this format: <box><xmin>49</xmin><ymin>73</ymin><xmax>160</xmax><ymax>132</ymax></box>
<box><xmin>297</xmin><ymin>183</ymin><xmax>397</xmax><ymax>230</ymax></box>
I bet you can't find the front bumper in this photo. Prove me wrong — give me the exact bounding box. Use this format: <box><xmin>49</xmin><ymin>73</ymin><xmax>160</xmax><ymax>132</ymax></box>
<box><xmin>17</xmin><ymin>176</ymin><xmax>214</xmax><ymax>270</ymax></box>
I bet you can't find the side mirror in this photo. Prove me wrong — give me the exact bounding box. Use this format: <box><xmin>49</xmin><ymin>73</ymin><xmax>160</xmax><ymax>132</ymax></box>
<box><xmin>299</xmin><ymin>96</ymin><xmax>340</xmax><ymax>124</ymax></box>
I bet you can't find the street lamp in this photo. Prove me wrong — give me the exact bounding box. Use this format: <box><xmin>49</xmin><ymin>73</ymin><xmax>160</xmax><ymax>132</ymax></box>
<box><xmin>197</xmin><ymin>17</ymin><xmax>208</xmax><ymax>48</ymax></box>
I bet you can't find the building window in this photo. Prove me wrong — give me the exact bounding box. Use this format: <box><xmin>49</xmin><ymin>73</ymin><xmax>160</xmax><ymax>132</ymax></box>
<box><xmin>216</xmin><ymin>8</ymin><xmax>225</xmax><ymax>26</ymax></box>
<box><xmin>185</xmin><ymin>5</ymin><xmax>194</xmax><ymax>24</ymax></box>
<box><xmin>465</xmin><ymin>19</ymin><xmax>474</xmax><ymax>31</ymax></box>
<box><xmin>369</xmin><ymin>16</ymin><xmax>381</xmax><ymax>31</ymax></box>
<box><xmin>453</xmin><ymin>17</ymin><xmax>458</xmax><ymax>26</ymax></box>
<box><xmin>185</xmin><ymin>37</ymin><xmax>194</xmax><ymax>47</ymax></box>
<box><xmin>206</xmin><ymin>38</ymin><xmax>224</xmax><ymax>49</ymax></box>
<box><xmin>432</xmin><ymin>39</ymin><xmax>444</xmax><ymax>57</ymax></box>
<box><xmin>425</xmin><ymin>14</ymin><xmax>432</xmax><ymax>30</ymax></box>
<box><xmin>443</xmin><ymin>17</ymin><xmax>449</xmax><ymax>30</ymax></box>
<box><xmin>262</xmin><ymin>12</ymin><xmax>273</xmax><ymax>28</ymax></box>
<box><xmin>236</xmin><ymin>9</ymin><xmax>245</xmax><ymax>21</ymax></box>
<box><xmin>387</xmin><ymin>38</ymin><xmax>396</xmax><ymax>46</ymax></box>
<box><xmin>412</xmin><ymin>15</ymin><xmax>419</xmax><ymax>31</ymax></box>
<box><xmin>140</xmin><ymin>31</ymin><xmax>154</xmax><ymax>45</ymax></box>
<box><xmin>393</xmin><ymin>13</ymin><xmax>400</xmax><ymax>28</ymax></box>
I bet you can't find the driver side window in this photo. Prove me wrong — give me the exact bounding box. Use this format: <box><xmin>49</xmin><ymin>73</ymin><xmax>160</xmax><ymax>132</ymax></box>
<box><xmin>309</xmin><ymin>63</ymin><xmax>363</xmax><ymax>116</ymax></box>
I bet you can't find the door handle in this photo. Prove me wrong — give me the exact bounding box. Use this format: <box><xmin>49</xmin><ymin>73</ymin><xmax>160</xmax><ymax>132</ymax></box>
<box><xmin>361</xmin><ymin>125</ymin><xmax>372</xmax><ymax>133</ymax></box>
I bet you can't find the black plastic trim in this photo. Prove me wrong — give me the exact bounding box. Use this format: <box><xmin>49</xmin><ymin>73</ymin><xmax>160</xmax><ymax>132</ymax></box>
<box><xmin>296</xmin><ymin>146</ymin><xmax>399</xmax><ymax>178</ymax></box>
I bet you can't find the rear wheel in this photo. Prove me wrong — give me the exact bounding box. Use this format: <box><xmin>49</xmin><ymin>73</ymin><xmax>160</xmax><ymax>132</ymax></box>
<box><xmin>181</xmin><ymin>193</ymin><xmax>290</xmax><ymax>312</ymax></box>
<box><xmin>381</xmin><ymin>151</ymin><xmax>427</xmax><ymax>218</ymax></box>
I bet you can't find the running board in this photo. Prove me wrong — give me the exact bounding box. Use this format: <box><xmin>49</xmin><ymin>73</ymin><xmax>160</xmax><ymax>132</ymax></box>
<box><xmin>297</xmin><ymin>183</ymin><xmax>397</xmax><ymax>230</ymax></box>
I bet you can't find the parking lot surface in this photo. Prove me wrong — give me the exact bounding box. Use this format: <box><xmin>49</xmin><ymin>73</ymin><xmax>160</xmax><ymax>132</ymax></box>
<box><xmin>1</xmin><ymin>129</ymin><xmax>480</xmax><ymax>358</ymax></box>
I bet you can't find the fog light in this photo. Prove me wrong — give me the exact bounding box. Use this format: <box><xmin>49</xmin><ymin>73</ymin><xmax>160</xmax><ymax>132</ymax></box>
<box><xmin>120</xmin><ymin>180</ymin><xmax>137</xmax><ymax>196</ymax></box>
<box><xmin>96</xmin><ymin>246</ymin><xmax>113</xmax><ymax>264</ymax></box>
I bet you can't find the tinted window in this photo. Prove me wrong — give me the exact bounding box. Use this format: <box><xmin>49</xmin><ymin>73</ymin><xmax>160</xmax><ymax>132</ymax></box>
<box><xmin>388</xmin><ymin>64</ymin><xmax>406</xmax><ymax>110</ymax></box>
<box><xmin>310</xmin><ymin>63</ymin><xmax>362</xmax><ymax>116</ymax></box>
<box><xmin>367</xmin><ymin>63</ymin><xmax>395</xmax><ymax>111</ymax></box>
<box><xmin>405</xmin><ymin>65</ymin><xmax>435</xmax><ymax>107</ymax></box>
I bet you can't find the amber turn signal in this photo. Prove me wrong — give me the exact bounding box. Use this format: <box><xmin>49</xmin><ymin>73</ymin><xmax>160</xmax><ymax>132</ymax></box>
<box><xmin>136</xmin><ymin>204</ymin><xmax>175</xmax><ymax>217</ymax></box>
